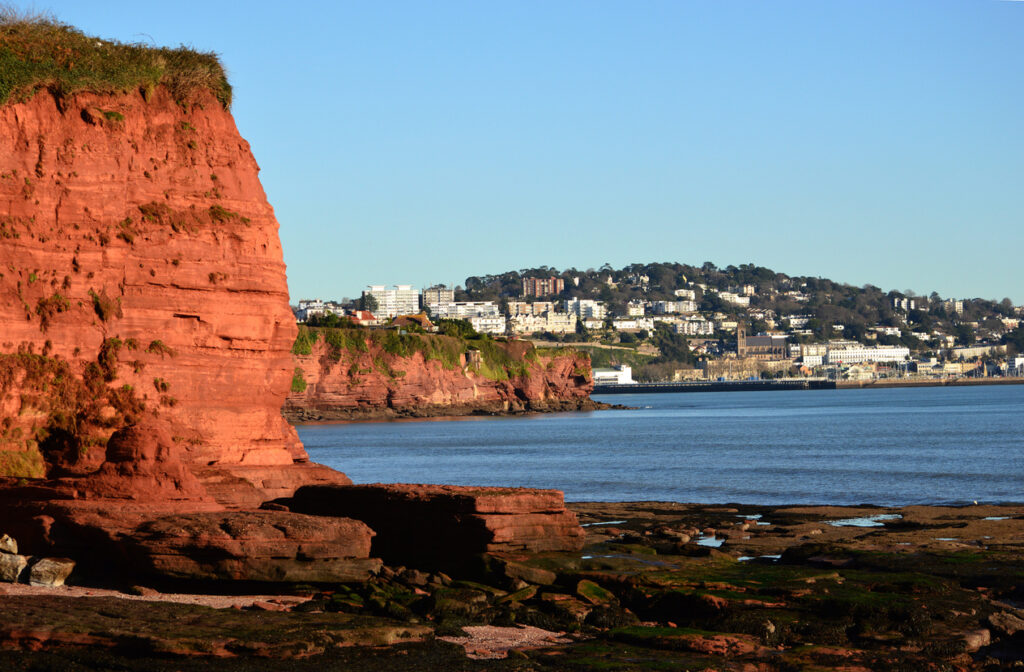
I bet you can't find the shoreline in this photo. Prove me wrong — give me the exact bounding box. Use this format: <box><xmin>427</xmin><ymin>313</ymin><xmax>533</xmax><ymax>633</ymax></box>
<box><xmin>285</xmin><ymin>398</ymin><xmax>627</xmax><ymax>424</ymax></box>
<box><xmin>836</xmin><ymin>376</ymin><xmax>1024</xmax><ymax>389</ymax></box>
<box><xmin>3</xmin><ymin>499</ymin><xmax>1022</xmax><ymax>669</ymax></box>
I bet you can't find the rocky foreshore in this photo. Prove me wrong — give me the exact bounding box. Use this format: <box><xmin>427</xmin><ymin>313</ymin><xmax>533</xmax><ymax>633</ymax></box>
<box><xmin>2</xmin><ymin>501</ymin><xmax>1022</xmax><ymax>671</ymax></box>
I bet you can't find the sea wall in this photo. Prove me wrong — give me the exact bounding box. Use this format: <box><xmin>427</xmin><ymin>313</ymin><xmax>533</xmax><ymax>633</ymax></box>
<box><xmin>285</xmin><ymin>328</ymin><xmax>598</xmax><ymax>421</ymax></box>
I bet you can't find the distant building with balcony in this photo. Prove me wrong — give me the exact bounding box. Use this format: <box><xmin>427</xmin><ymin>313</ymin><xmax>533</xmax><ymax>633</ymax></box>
<box><xmin>422</xmin><ymin>285</ymin><xmax>455</xmax><ymax>313</ymax></box>
<box><xmin>565</xmin><ymin>298</ymin><xmax>607</xmax><ymax>320</ymax></box>
<box><xmin>364</xmin><ymin>284</ymin><xmax>420</xmax><ymax>318</ymax></box>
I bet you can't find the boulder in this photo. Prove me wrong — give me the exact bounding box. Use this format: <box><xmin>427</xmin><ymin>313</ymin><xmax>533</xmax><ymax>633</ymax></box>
<box><xmin>0</xmin><ymin>533</ymin><xmax>16</xmax><ymax>554</ymax></box>
<box><xmin>28</xmin><ymin>557</ymin><xmax>75</xmax><ymax>587</ymax></box>
<box><xmin>989</xmin><ymin>611</ymin><xmax>1024</xmax><ymax>636</ymax></box>
<box><xmin>129</xmin><ymin>510</ymin><xmax>380</xmax><ymax>583</ymax></box>
<box><xmin>286</xmin><ymin>483</ymin><xmax>585</xmax><ymax>573</ymax></box>
<box><xmin>0</xmin><ymin>553</ymin><xmax>28</xmax><ymax>582</ymax></box>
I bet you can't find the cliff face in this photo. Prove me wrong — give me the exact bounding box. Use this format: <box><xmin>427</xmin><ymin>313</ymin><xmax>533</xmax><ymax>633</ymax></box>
<box><xmin>285</xmin><ymin>330</ymin><xmax>597</xmax><ymax>421</ymax></box>
<box><xmin>0</xmin><ymin>86</ymin><xmax>303</xmax><ymax>477</ymax></box>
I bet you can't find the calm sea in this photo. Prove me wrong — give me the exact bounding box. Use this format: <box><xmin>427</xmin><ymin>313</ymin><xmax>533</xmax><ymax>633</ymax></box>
<box><xmin>297</xmin><ymin>385</ymin><xmax>1024</xmax><ymax>506</ymax></box>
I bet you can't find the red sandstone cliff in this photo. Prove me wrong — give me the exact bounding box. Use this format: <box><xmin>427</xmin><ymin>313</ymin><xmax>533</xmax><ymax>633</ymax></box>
<box><xmin>285</xmin><ymin>332</ymin><xmax>599</xmax><ymax>421</ymax></box>
<box><xmin>0</xmin><ymin>86</ymin><xmax>317</xmax><ymax>481</ymax></box>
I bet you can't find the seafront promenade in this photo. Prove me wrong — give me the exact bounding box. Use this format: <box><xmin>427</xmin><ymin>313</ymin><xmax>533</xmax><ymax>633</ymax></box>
<box><xmin>593</xmin><ymin>378</ymin><xmax>835</xmax><ymax>394</ymax></box>
<box><xmin>594</xmin><ymin>376</ymin><xmax>1024</xmax><ymax>394</ymax></box>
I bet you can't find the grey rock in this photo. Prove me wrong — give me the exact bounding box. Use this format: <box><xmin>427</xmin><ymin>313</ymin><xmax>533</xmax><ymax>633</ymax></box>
<box><xmin>28</xmin><ymin>557</ymin><xmax>76</xmax><ymax>587</ymax></box>
<box><xmin>0</xmin><ymin>553</ymin><xmax>28</xmax><ymax>582</ymax></box>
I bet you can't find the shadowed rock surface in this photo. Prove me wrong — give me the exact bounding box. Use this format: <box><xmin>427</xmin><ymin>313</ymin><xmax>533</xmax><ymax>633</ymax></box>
<box><xmin>285</xmin><ymin>484</ymin><xmax>585</xmax><ymax>573</ymax></box>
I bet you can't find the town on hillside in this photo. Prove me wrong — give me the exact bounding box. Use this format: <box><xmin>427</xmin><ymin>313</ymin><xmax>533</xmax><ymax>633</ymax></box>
<box><xmin>293</xmin><ymin>262</ymin><xmax>1024</xmax><ymax>384</ymax></box>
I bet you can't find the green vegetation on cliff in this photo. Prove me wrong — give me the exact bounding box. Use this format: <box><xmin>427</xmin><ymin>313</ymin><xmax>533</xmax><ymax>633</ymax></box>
<box><xmin>0</xmin><ymin>9</ymin><xmax>231</xmax><ymax>107</ymax></box>
<box><xmin>292</xmin><ymin>325</ymin><xmax>583</xmax><ymax>383</ymax></box>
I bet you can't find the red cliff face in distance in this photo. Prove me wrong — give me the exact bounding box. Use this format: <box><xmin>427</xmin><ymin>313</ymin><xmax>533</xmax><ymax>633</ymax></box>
<box><xmin>285</xmin><ymin>330</ymin><xmax>600</xmax><ymax>422</ymax></box>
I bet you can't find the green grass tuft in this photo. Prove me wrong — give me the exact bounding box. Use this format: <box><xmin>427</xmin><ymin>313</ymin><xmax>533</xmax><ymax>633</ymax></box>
<box><xmin>0</xmin><ymin>8</ymin><xmax>232</xmax><ymax>107</ymax></box>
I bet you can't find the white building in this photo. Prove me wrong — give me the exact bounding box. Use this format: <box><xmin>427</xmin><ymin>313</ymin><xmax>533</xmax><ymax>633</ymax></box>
<box><xmin>893</xmin><ymin>297</ymin><xmax>916</xmax><ymax>312</ymax></box>
<box><xmin>626</xmin><ymin>301</ymin><xmax>646</xmax><ymax>317</ymax></box>
<box><xmin>422</xmin><ymin>285</ymin><xmax>455</xmax><ymax>313</ymax></box>
<box><xmin>825</xmin><ymin>344</ymin><xmax>910</xmax><ymax>364</ymax></box>
<box><xmin>674</xmin><ymin>318</ymin><xmax>714</xmax><ymax>336</ymax></box>
<box><xmin>785</xmin><ymin>315</ymin><xmax>810</xmax><ymax>328</ymax></box>
<box><xmin>433</xmin><ymin>301</ymin><xmax>500</xmax><ymax>319</ymax></box>
<box><xmin>718</xmin><ymin>292</ymin><xmax>751</xmax><ymax>307</ymax></box>
<box><xmin>508</xmin><ymin>312</ymin><xmax>578</xmax><ymax>335</ymax></box>
<box><xmin>653</xmin><ymin>300</ymin><xmax>698</xmax><ymax>314</ymax></box>
<box><xmin>364</xmin><ymin>284</ymin><xmax>420</xmax><ymax>318</ymax></box>
<box><xmin>673</xmin><ymin>288</ymin><xmax>696</xmax><ymax>300</ymax></box>
<box><xmin>612</xmin><ymin>317</ymin><xmax>654</xmax><ymax>332</ymax></box>
<box><xmin>593</xmin><ymin>365</ymin><xmax>634</xmax><ymax>385</ymax></box>
<box><xmin>565</xmin><ymin>298</ymin><xmax>607</xmax><ymax>320</ymax></box>
<box><xmin>468</xmin><ymin>315</ymin><xmax>507</xmax><ymax>335</ymax></box>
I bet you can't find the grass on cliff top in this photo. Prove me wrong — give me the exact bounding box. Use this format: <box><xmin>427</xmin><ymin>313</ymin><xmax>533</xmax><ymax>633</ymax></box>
<box><xmin>0</xmin><ymin>7</ymin><xmax>231</xmax><ymax>107</ymax></box>
<box><xmin>293</xmin><ymin>326</ymin><xmax>542</xmax><ymax>381</ymax></box>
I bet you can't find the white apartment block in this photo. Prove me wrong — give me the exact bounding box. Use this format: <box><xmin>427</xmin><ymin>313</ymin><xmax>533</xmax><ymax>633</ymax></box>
<box><xmin>673</xmin><ymin>288</ymin><xmax>696</xmax><ymax>300</ymax></box>
<box><xmin>892</xmin><ymin>297</ymin><xmax>916</xmax><ymax>312</ymax></box>
<box><xmin>509</xmin><ymin>312</ymin><xmax>578</xmax><ymax>335</ymax></box>
<box><xmin>422</xmin><ymin>285</ymin><xmax>455</xmax><ymax>312</ymax></box>
<box><xmin>785</xmin><ymin>315</ymin><xmax>810</xmax><ymax>328</ymax></box>
<box><xmin>565</xmin><ymin>299</ymin><xmax>607</xmax><ymax>320</ymax></box>
<box><xmin>674</xmin><ymin>319</ymin><xmax>714</xmax><ymax>336</ymax></box>
<box><xmin>653</xmin><ymin>300</ymin><xmax>698</xmax><ymax>314</ymax></box>
<box><xmin>468</xmin><ymin>315</ymin><xmax>507</xmax><ymax>335</ymax></box>
<box><xmin>364</xmin><ymin>284</ymin><xmax>420</xmax><ymax>318</ymax></box>
<box><xmin>718</xmin><ymin>292</ymin><xmax>751</xmax><ymax>307</ymax></box>
<box><xmin>433</xmin><ymin>301</ymin><xmax>500</xmax><ymax>319</ymax></box>
<box><xmin>825</xmin><ymin>345</ymin><xmax>910</xmax><ymax>364</ymax></box>
<box><xmin>872</xmin><ymin>326</ymin><xmax>902</xmax><ymax>337</ymax></box>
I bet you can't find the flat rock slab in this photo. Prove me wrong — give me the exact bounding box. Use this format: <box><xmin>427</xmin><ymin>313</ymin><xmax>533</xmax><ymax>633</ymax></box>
<box><xmin>287</xmin><ymin>484</ymin><xmax>584</xmax><ymax>571</ymax></box>
<box><xmin>130</xmin><ymin>510</ymin><xmax>380</xmax><ymax>583</ymax></box>
<box><xmin>0</xmin><ymin>594</ymin><xmax>429</xmax><ymax>658</ymax></box>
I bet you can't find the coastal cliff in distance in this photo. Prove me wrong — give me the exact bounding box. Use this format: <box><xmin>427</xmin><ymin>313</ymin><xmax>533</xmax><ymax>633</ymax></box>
<box><xmin>285</xmin><ymin>327</ymin><xmax>600</xmax><ymax>421</ymax></box>
<box><xmin>0</xmin><ymin>59</ymin><xmax>312</xmax><ymax>483</ymax></box>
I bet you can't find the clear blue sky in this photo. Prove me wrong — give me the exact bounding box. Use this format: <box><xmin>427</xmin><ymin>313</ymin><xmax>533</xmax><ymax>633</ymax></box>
<box><xmin>25</xmin><ymin>1</ymin><xmax>1024</xmax><ymax>303</ymax></box>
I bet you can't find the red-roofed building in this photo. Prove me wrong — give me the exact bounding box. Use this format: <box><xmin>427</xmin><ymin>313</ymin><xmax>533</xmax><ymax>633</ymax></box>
<box><xmin>349</xmin><ymin>310</ymin><xmax>378</xmax><ymax>326</ymax></box>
